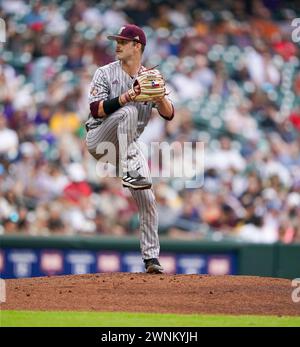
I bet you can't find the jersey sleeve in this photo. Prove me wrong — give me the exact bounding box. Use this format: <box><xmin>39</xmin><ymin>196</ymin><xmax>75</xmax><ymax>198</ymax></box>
<box><xmin>88</xmin><ymin>68</ymin><xmax>110</xmax><ymax>104</ymax></box>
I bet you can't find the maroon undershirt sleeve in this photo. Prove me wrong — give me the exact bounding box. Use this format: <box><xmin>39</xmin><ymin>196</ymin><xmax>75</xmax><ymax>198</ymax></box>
<box><xmin>90</xmin><ymin>100</ymin><xmax>100</xmax><ymax>117</ymax></box>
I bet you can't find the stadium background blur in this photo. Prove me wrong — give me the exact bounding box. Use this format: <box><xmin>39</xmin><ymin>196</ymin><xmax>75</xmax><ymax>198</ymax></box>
<box><xmin>0</xmin><ymin>0</ymin><xmax>300</xmax><ymax>246</ymax></box>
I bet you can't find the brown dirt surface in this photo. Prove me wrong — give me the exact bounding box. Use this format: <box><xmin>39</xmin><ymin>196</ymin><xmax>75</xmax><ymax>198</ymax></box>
<box><xmin>1</xmin><ymin>273</ymin><xmax>300</xmax><ymax>316</ymax></box>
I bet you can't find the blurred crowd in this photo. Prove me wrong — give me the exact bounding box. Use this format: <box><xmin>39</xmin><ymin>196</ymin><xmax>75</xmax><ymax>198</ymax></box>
<box><xmin>0</xmin><ymin>0</ymin><xmax>300</xmax><ymax>243</ymax></box>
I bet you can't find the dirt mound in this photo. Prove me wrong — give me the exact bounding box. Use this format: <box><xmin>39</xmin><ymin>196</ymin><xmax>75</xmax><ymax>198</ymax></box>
<box><xmin>1</xmin><ymin>273</ymin><xmax>299</xmax><ymax>316</ymax></box>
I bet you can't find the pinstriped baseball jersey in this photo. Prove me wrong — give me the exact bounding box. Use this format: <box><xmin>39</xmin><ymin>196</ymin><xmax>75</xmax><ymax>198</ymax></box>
<box><xmin>85</xmin><ymin>60</ymin><xmax>161</xmax><ymax>261</ymax></box>
<box><xmin>86</xmin><ymin>60</ymin><xmax>154</xmax><ymax>135</ymax></box>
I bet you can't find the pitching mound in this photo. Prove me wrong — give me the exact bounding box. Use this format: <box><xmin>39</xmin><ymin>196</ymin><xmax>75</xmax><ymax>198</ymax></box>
<box><xmin>1</xmin><ymin>273</ymin><xmax>299</xmax><ymax>316</ymax></box>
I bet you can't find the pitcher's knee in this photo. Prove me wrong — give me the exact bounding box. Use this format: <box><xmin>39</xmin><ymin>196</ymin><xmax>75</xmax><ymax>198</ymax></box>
<box><xmin>86</xmin><ymin>137</ymin><xmax>98</xmax><ymax>158</ymax></box>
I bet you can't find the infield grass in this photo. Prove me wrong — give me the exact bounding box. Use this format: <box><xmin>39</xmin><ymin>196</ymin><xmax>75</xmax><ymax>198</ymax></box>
<box><xmin>1</xmin><ymin>310</ymin><xmax>300</xmax><ymax>327</ymax></box>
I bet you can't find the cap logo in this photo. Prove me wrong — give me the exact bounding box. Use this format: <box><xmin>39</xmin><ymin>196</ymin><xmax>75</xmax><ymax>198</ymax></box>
<box><xmin>134</xmin><ymin>36</ymin><xmax>140</xmax><ymax>41</ymax></box>
<box><xmin>118</xmin><ymin>26</ymin><xmax>125</xmax><ymax>34</ymax></box>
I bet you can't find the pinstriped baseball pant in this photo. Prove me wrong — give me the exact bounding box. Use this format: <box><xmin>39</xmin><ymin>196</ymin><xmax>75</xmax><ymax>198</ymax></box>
<box><xmin>86</xmin><ymin>105</ymin><xmax>159</xmax><ymax>260</ymax></box>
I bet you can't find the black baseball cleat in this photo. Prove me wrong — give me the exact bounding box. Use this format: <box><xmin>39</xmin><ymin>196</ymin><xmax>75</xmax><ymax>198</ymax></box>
<box><xmin>122</xmin><ymin>170</ymin><xmax>152</xmax><ymax>190</ymax></box>
<box><xmin>144</xmin><ymin>258</ymin><xmax>164</xmax><ymax>274</ymax></box>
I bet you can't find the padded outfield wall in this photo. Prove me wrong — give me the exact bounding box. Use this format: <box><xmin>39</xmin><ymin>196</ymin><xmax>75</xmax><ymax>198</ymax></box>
<box><xmin>0</xmin><ymin>235</ymin><xmax>299</xmax><ymax>279</ymax></box>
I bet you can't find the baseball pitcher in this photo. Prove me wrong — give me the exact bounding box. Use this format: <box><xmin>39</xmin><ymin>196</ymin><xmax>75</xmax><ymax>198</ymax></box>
<box><xmin>85</xmin><ymin>24</ymin><xmax>174</xmax><ymax>273</ymax></box>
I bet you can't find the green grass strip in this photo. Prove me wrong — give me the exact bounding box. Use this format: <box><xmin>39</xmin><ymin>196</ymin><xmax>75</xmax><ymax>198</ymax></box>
<box><xmin>1</xmin><ymin>310</ymin><xmax>300</xmax><ymax>327</ymax></box>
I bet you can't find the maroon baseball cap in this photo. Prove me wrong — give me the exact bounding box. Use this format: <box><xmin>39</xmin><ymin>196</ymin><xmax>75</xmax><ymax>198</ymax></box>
<box><xmin>107</xmin><ymin>24</ymin><xmax>146</xmax><ymax>46</ymax></box>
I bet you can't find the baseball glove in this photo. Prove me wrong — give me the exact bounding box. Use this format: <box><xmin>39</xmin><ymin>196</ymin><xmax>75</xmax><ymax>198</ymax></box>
<box><xmin>128</xmin><ymin>68</ymin><xmax>166</xmax><ymax>102</ymax></box>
